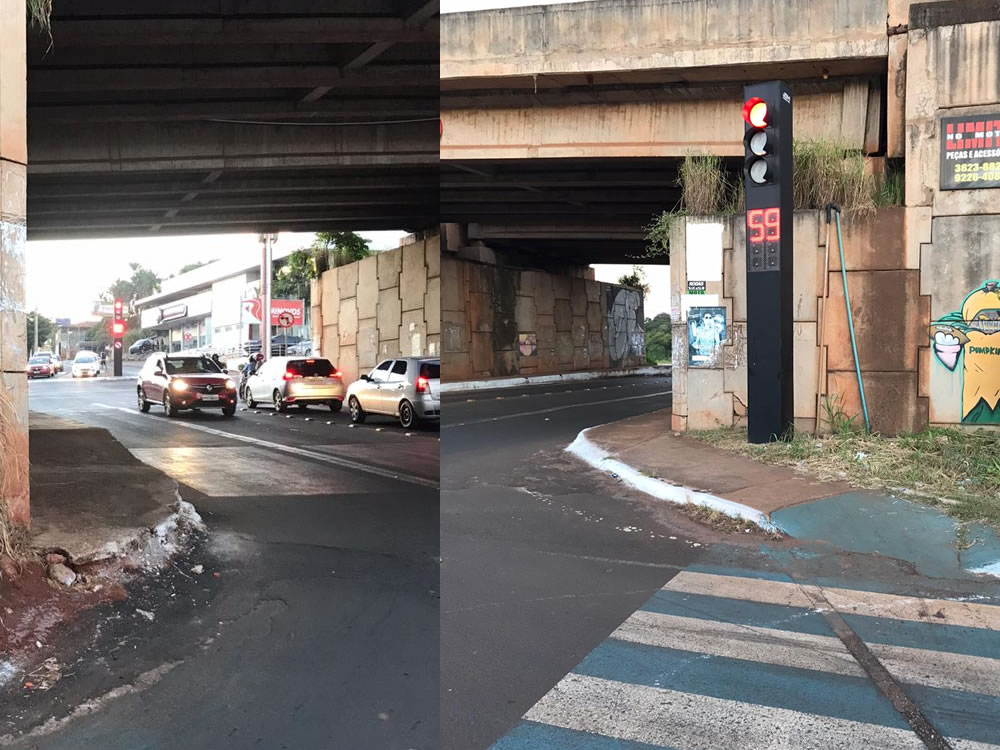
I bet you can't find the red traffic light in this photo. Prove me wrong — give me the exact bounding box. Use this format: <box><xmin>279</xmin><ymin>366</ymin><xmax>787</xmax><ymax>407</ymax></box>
<box><xmin>114</xmin><ymin>299</ymin><xmax>123</xmax><ymax>312</ymax></box>
<box><xmin>742</xmin><ymin>97</ymin><xmax>768</xmax><ymax>128</ymax></box>
<box><xmin>112</xmin><ymin>322</ymin><xmax>125</xmax><ymax>336</ymax></box>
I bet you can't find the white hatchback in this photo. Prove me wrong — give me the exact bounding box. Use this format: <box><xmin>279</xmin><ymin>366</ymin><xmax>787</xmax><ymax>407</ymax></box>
<box><xmin>244</xmin><ymin>356</ymin><xmax>344</xmax><ymax>413</ymax></box>
<box><xmin>346</xmin><ymin>357</ymin><xmax>440</xmax><ymax>429</ymax></box>
<box><xmin>71</xmin><ymin>351</ymin><xmax>102</xmax><ymax>378</ymax></box>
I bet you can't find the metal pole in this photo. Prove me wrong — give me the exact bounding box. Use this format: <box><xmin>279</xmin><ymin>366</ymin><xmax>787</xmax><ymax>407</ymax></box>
<box><xmin>261</xmin><ymin>233</ymin><xmax>273</xmax><ymax>361</ymax></box>
<box><xmin>33</xmin><ymin>308</ymin><xmax>38</xmax><ymax>353</ymax></box>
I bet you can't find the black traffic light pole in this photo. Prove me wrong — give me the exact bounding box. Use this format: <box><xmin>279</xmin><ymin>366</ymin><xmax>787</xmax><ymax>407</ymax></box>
<box><xmin>743</xmin><ymin>81</ymin><xmax>794</xmax><ymax>443</ymax></box>
<box><xmin>113</xmin><ymin>299</ymin><xmax>124</xmax><ymax>377</ymax></box>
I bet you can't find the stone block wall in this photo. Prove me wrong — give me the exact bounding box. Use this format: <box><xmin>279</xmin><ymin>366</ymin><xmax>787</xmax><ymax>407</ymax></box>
<box><xmin>311</xmin><ymin>234</ymin><xmax>440</xmax><ymax>385</ymax></box>
<box><xmin>442</xmin><ymin>256</ymin><xmax>645</xmax><ymax>381</ymax></box>
<box><xmin>671</xmin><ymin>209</ymin><xmax>930</xmax><ymax>436</ymax></box>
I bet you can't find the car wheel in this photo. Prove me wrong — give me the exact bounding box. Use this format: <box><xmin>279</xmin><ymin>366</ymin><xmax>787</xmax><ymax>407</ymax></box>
<box><xmin>297</xmin><ymin>403</ymin><xmax>309</xmax><ymax>412</ymax></box>
<box><xmin>348</xmin><ymin>396</ymin><xmax>366</xmax><ymax>423</ymax></box>
<box><xmin>138</xmin><ymin>387</ymin><xmax>150</xmax><ymax>413</ymax></box>
<box><xmin>329</xmin><ymin>400</ymin><xmax>343</xmax><ymax>413</ymax></box>
<box><xmin>163</xmin><ymin>392</ymin><xmax>178</xmax><ymax>417</ymax></box>
<box><xmin>246</xmin><ymin>388</ymin><xmax>257</xmax><ymax>409</ymax></box>
<box><xmin>273</xmin><ymin>389</ymin><xmax>288</xmax><ymax>413</ymax></box>
<box><xmin>222</xmin><ymin>404</ymin><xmax>236</xmax><ymax>417</ymax></box>
<box><xmin>399</xmin><ymin>400</ymin><xmax>419</xmax><ymax>429</ymax></box>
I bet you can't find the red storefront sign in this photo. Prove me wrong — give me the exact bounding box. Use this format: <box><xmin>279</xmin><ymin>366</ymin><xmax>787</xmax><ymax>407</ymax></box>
<box><xmin>242</xmin><ymin>298</ymin><xmax>305</xmax><ymax>326</ymax></box>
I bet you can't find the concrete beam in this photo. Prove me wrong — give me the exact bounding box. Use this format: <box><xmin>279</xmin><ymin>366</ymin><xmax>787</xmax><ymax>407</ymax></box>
<box><xmin>441</xmin><ymin>0</ymin><xmax>887</xmax><ymax>80</ymax></box>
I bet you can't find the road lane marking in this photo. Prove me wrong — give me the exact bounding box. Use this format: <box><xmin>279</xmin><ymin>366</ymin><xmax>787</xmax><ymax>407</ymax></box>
<box><xmin>523</xmin><ymin>674</ymin><xmax>929</xmax><ymax>750</ymax></box>
<box><xmin>665</xmin><ymin>571</ymin><xmax>1000</xmax><ymax>631</ymax></box>
<box><xmin>93</xmin><ymin>404</ymin><xmax>438</xmax><ymax>489</ymax></box>
<box><xmin>443</xmin><ymin>390</ymin><xmax>671</xmax><ymax>428</ymax></box>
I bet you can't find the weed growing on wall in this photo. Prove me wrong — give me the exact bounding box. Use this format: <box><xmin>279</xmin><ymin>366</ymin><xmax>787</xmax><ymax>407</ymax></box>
<box><xmin>0</xmin><ymin>390</ymin><xmax>29</xmax><ymax>571</ymax></box>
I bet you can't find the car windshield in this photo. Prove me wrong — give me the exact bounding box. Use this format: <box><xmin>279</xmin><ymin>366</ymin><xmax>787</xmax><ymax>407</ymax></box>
<box><xmin>419</xmin><ymin>362</ymin><xmax>440</xmax><ymax>379</ymax></box>
<box><xmin>76</xmin><ymin>354</ymin><xmax>96</xmax><ymax>363</ymax></box>
<box><xmin>29</xmin><ymin>356</ymin><xmax>49</xmax><ymax>364</ymax></box>
<box><xmin>165</xmin><ymin>357</ymin><xmax>222</xmax><ymax>375</ymax></box>
<box><xmin>286</xmin><ymin>359</ymin><xmax>335</xmax><ymax>377</ymax></box>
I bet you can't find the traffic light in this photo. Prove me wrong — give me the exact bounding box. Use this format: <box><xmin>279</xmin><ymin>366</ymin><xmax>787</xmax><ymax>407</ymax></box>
<box><xmin>742</xmin><ymin>81</ymin><xmax>794</xmax><ymax>444</ymax></box>
<box><xmin>112</xmin><ymin>298</ymin><xmax>125</xmax><ymax>377</ymax></box>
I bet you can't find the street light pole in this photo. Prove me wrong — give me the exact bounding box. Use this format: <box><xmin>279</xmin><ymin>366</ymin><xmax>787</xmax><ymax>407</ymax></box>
<box><xmin>33</xmin><ymin>308</ymin><xmax>38</xmax><ymax>354</ymax></box>
<box><xmin>260</xmin><ymin>233</ymin><xmax>275</xmax><ymax>361</ymax></box>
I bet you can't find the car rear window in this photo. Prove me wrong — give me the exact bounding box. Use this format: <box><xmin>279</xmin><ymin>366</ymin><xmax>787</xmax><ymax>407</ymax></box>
<box><xmin>419</xmin><ymin>362</ymin><xmax>440</xmax><ymax>379</ymax></box>
<box><xmin>29</xmin><ymin>357</ymin><xmax>49</xmax><ymax>364</ymax></box>
<box><xmin>287</xmin><ymin>359</ymin><xmax>335</xmax><ymax>377</ymax></box>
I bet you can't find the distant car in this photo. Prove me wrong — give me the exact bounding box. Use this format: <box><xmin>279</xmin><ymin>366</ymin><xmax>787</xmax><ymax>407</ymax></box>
<box><xmin>71</xmin><ymin>351</ymin><xmax>101</xmax><ymax>378</ymax></box>
<box><xmin>242</xmin><ymin>335</ymin><xmax>305</xmax><ymax>357</ymax></box>
<box><xmin>137</xmin><ymin>353</ymin><xmax>237</xmax><ymax>417</ymax></box>
<box><xmin>287</xmin><ymin>340</ymin><xmax>314</xmax><ymax>356</ymax></box>
<box><xmin>34</xmin><ymin>351</ymin><xmax>62</xmax><ymax>373</ymax></box>
<box><xmin>244</xmin><ymin>356</ymin><xmax>344</xmax><ymax>413</ymax></box>
<box><xmin>346</xmin><ymin>357</ymin><xmax>440</xmax><ymax>429</ymax></box>
<box><xmin>129</xmin><ymin>338</ymin><xmax>157</xmax><ymax>356</ymax></box>
<box><xmin>26</xmin><ymin>355</ymin><xmax>55</xmax><ymax>379</ymax></box>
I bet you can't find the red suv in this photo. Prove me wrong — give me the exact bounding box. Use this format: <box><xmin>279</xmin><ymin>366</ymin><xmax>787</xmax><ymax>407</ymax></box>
<box><xmin>137</xmin><ymin>353</ymin><xmax>237</xmax><ymax>417</ymax></box>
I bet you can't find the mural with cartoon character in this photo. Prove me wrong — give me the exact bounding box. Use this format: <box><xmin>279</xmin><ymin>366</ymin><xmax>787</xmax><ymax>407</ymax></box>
<box><xmin>930</xmin><ymin>280</ymin><xmax>1000</xmax><ymax>424</ymax></box>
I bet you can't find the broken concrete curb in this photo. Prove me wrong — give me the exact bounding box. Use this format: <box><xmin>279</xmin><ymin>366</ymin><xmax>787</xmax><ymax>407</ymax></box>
<box><xmin>565</xmin><ymin>425</ymin><xmax>784</xmax><ymax>535</ymax></box>
<box><xmin>441</xmin><ymin>365</ymin><xmax>671</xmax><ymax>393</ymax></box>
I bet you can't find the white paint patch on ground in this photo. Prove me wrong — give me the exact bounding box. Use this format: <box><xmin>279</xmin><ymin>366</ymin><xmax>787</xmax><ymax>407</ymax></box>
<box><xmin>565</xmin><ymin>426</ymin><xmax>781</xmax><ymax>534</ymax></box>
<box><xmin>440</xmin><ymin>366</ymin><xmax>669</xmax><ymax>393</ymax></box>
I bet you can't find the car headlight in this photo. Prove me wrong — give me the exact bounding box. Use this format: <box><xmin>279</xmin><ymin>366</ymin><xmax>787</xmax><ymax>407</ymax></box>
<box><xmin>171</xmin><ymin>380</ymin><xmax>188</xmax><ymax>391</ymax></box>
<box><xmin>224</xmin><ymin>379</ymin><xmax>236</xmax><ymax>390</ymax></box>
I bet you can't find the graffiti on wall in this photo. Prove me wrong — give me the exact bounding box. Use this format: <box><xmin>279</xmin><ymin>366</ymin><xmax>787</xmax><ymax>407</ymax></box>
<box><xmin>930</xmin><ymin>280</ymin><xmax>1000</xmax><ymax>424</ymax></box>
<box><xmin>607</xmin><ymin>287</ymin><xmax>644</xmax><ymax>366</ymax></box>
<box><xmin>688</xmin><ymin>306</ymin><xmax>726</xmax><ymax>368</ymax></box>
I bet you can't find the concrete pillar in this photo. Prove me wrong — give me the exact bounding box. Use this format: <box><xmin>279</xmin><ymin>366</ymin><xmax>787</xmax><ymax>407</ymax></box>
<box><xmin>0</xmin><ymin>0</ymin><xmax>29</xmax><ymax>525</ymax></box>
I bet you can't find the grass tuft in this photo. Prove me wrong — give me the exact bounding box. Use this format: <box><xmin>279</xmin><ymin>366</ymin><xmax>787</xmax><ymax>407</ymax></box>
<box><xmin>0</xmin><ymin>389</ymin><xmax>29</xmax><ymax>572</ymax></box>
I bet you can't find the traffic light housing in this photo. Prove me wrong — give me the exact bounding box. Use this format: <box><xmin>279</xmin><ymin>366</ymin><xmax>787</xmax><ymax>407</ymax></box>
<box><xmin>742</xmin><ymin>81</ymin><xmax>794</xmax><ymax>444</ymax></box>
<box><xmin>112</xmin><ymin>298</ymin><xmax>125</xmax><ymax>376</ymax></box>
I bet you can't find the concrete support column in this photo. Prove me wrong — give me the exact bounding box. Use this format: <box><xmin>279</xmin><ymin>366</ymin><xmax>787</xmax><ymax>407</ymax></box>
<box><xmin>0</xmin><ymin>0</ymin><xmax>29</xmax><ymax>525</ymax></box>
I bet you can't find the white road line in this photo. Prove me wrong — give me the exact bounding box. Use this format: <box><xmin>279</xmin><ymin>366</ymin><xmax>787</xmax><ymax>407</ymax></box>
<box><xmin>93</xmin><ymin>404</ymin><xmax>438</xmax><ymax>489</ymax></box>
<box><xmin>525</xmin><ymin>674</ymin><xmax>929</xmax><ymax>750</ymax></box>
<box><xmin>614</xmin><ymin>610</ymin><xmax>1000</xmax><ymax>697</ymax></box>
<box><xmin>666</xmin><ymin>571</ymin><xmax>1000</xmax><ymax>631</ymax></box>
<box><xmin>442</xmin><ymin>390</ymin><xmax>672</xmax><ymax>428</ymax></box>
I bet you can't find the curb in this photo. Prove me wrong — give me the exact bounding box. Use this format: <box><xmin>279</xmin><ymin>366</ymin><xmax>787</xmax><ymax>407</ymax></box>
<box><xmin>565</xmin><ymin>426</ymin><xmax>783</xmax><ymax>535</ymax></box>
<box><xmin>441</xmin><ymin>366</ymin><xmax>671</xmax><ymax>394</ymax></box>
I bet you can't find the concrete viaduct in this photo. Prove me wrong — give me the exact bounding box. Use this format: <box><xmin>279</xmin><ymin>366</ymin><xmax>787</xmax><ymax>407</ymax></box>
<box><xmin>1</xmin><ymin>0</ymin><xmax>440</xmax><ymax>524</ymax></box>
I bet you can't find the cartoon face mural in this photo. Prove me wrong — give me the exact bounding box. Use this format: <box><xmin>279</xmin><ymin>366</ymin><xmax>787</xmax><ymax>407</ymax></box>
<box><xmin>930</xmin><ymin>280</ymin><xmax>1000</xmax><ymax>424</ymax></box>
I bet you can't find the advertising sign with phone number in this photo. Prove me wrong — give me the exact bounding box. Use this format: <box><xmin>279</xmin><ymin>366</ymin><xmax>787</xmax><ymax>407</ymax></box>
<box><xmin>941</xmin><ymin>113</ymin><xmax>1000</xmax><ymax>190</ymax></box>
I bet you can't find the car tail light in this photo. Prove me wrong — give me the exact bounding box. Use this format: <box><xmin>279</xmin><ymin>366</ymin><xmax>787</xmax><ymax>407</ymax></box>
<box><xmin>283</xmin><ymin>371</ymin><xmax>302</xmax><ymax>380</ymax></box>
<box><xmin>416</xmin><ymin>375</ymin><xmax>429</xmax><ymax>393</ymax></box>
<box><xmin>330</xmin><ymin>371</ymin><xmax>342</xmax><ymax>379</ymax></box>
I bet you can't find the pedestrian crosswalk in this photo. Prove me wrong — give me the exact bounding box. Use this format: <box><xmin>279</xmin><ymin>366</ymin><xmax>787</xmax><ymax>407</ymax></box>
<box><xmin>490</xmin><ymin>566</ymin><xmax>1000</xmax><ymax>749</ymax></box>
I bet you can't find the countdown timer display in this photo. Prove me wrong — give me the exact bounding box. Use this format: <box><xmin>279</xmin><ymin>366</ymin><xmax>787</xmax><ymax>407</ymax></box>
<box><xmin>746</xmin><ymin>207</ymin><xmax>781</xmax><ymax>272</ymax></box>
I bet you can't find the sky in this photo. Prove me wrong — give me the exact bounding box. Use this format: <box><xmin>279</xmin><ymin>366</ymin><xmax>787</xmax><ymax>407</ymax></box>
<box><xmin>592</xmin><ymin>264</ymin><xmax>671</xmax><ymax>319</ymax></box>
<box><xmin>25</xmin><ymin>231</ymin><xmax>407</xmax><ymax>323</ymax></box>
<box><xmin>442</xmin><ymin>0</ymin><xmax>584</xmax><ymax>10</ymax></box>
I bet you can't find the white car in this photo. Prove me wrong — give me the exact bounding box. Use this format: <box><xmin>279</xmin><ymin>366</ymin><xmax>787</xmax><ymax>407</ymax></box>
<box><xmin>244</xmin><ymin>356</ymin><xmax>345</xmax><ymax>413</ymax></box>
<box><xmin>346</xmin><ymin>357</ymin><xmax>440</xmax><ymax>429</ymax></box>
<box><xmin>71</xmin><ymin>351</ymin><xmax>102</xmax><ymax>378</ymax></box>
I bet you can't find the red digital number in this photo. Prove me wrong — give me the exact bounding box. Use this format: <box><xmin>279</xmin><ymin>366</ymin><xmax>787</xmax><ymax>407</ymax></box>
<box><xmin>747</xmin><ymin>208</ymin><xmax>780</xmax><ymax>243</ymax></box>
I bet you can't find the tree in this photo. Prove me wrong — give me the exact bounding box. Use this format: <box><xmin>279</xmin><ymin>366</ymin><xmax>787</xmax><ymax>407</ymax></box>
<box><xmin>103</xmin><ymin>263</ymin><xmax>162</xmax><ymax>310</ymax></box>
<box><xmin>617</xmin><ymin>265</ymin><xmax>651</xmax><ymax>297</ymax></box>
<box><xmin>645</xmin><ymin>313</ymin><xmax>672</xmax><ymax>365</ymax></box>
<box><xmin>177</xmin><ymin>260</ymin><xmax>216</xmax><ymax>275</ymax></box>
<box><xmin>272</xmin><ymin>249</ymin><xmax>316</xmax><ymax>301</ymax></box>
<box><xmin>25</xmin><ymin>312</ymin><xmax>53</xmax><ymax>353</ymax></box>
<box><xmin>314</xmin><ymin>231</ymin><xmax>372</xmax><ymax>268</ymax></box>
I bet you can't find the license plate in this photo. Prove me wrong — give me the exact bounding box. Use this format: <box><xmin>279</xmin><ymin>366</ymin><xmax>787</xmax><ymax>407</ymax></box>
<box><xmin>200</xmin><ymin>394</ymin><xmax>219</xmax><ymax>402</ymax></box>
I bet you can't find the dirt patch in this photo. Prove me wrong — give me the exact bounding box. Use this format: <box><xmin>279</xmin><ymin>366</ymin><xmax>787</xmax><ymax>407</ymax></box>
<box><xmin>0</xmin><ymin>561</ymin><xmax>126</xmax><ymax>690</ymax></box>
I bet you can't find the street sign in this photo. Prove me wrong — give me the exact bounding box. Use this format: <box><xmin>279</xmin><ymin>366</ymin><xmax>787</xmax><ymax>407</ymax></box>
<box><xmin>55</xmin><ymin>318</ymin><xmax>71</xmax><ymax>327</ymax></box>
<box><xmin>276</xmin><ymin>311</ymin><xmax>295</xmax><ymax>328</ymax></box>
<box><xmin>941</xmin><ymin>113</ymin><xmax>1000</xmax><ymax>190</ymax></box>
<box><xmin>743</xmin><ymin>81</ymin><xmax>794</xmax><ymax>443</ymax></box>
<box><xmin>242</xmin><ymin>298</ymin><xmax>305</xmax><ymax>327</ymax></box>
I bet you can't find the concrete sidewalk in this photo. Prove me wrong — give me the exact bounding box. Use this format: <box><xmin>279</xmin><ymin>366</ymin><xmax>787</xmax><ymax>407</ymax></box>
<box><xmin>569</xmin><ymin>409</ymin><xmax>1000</xmax><ymax>579</ymax></box>
<box><xmin>29</xmin><ymin>412</ymin><xmax>202</xmax><ymax>566</ymax></box>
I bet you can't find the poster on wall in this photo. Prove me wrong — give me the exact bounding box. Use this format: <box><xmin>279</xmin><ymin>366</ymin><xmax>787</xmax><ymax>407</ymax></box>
<box><xmin>688</xmin><ymin>306</ymin><xmax>726</xmax><ymax>368</ymax></box>
<box><xmin>518</xmin><ymin>333</ymin><xmax>537</xmax><ymax>357</ymax></box>
<box><xmin>940</xmin><ymin>113</ymin><xmax>1000</xmax><ymax>190</ymax></box>
<box><xmin>687</xmin><ymin>281</ymin><xmax>706</xmax><ymax>295</ymax></box>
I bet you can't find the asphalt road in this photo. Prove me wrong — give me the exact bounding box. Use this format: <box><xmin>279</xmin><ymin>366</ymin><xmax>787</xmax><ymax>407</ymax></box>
<box><xmin>6</xmin><ymin>370</ymin><xmax>439</xmax><ymax>750</ymax></box>
<box><xmin>441</xmin><ymin>373</ymin><xmax>1000</xmax><ymax>750</ymax></box>
<box><xmin>440</xmin><ymin>374</ymin><xmax>694</xmax><ymax>750</ymax></box>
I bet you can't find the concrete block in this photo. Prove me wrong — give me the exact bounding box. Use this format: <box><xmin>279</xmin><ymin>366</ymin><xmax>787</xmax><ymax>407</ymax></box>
<box><xmin>570</xmin><ymin>277</ymin><xmax>588</xmax><ymax>316</ymax></box>
<box><xmin>537</xmin><ymin>315</ymin><xmax>556</xmax><ymax>348</ymax></box>
<box><xmin>378</xmin><ymin>247</ymin><xmax>402</xmax><ymax>290</ymax></box>
<box><xmin>556</xmin><ymin>332</ymin><xmax>574</xmax><ymax>364</ymax></box>
<box><xmin>829</xmin><ymin>209</ymin><xmax>908</xmax><ymax>272</ymax></box>
<box><xmin>441</xmin><ymin>256</ymin><xmax>464</xmax><ymax>312</ymax></box>
<box><xmin>0</xmin><ymin>224</ymin><xmax>26</xmax><ymax>371</ymax></box>
<box><xmin>379</xmin><ymin>339</ymin><xmax>401</xmax><ymax>361</ymax></box>
<box><xmin>0</xmin><ymin>160</ymin><xmax>26</xmax><ymax>221</ymax></box>
<box><xmin>320</xmin><ymin>268</ymin><xmax>341</xmax><ymax>324</ymax></box>
<box><xmin>824</xmin><ymin>269</ymin><xmax>921</xmax><ymax>373</ymax></box>
<box><xmin>905</xmin><ymin>206</ymin><xmax>931</xmax><ymax>271</ymax></box>
<box><xmin>585</xmin><ymin>279</ymin><xmax>601</xmax><ymax>302</ymax></box>
<box><xmin>357</xmin><ymin>318</ymin><xmax>378</xmax><ymax>371</ymax></box>
<box><xmin>573</xmin><ymin>347</ymin><xmax>590</xmax><ymax>370</ymax></box>
<box><xmin>338</xmin><ymin>345</ymin><xmax>359</xmax><ymax>386</ymax></box>
<box><xmin>554</xmin><ymin>299</ymin><xmax>573</xmax><ymax>331</ymax></box>
<box><xmin>792</xmin><ymin>211</ymin><xmax>821</xmax><ymax>322</ymax></box>
<box><xmin>469</xmin><ymin>292</ymin><xmax>493</xmax><ymax>332</ymax></box>
<box><xmin>322</xmin><ymin>325</ymin><xmax>339</xmax><ymax>365</ymax></box>
<box><xmin>338</xmin><ymin>298</ymin><xmax>357</xmax><ymax>346</ymax></box>
<box><xmin>921</xmin><ymin>215</ymin><xmax>1000</xmax><ymax>322</ymax></box>
<box><xmin>552</xmin><ymin>275</ymin><xmax>571</xmax><ymax>300</ymax></box>
<box><xmin>586</xmin><ymin>301</ymin><xmax>602</xmax><ymax>332</ymax></box>
<box><xmin>471</xmin><ymin>332</ymin><xmax>493</xmax><ymax>375</ymax></box>
<box><xmin>443</xmin><ymin>349</ymin><xmax>473</xmax><ymax>381</ymax></box>
<box><xmin>794</xmin><ymin>322</ymin><xmax>819</xmax><ymax>420</ymax></box>
<box><xmin>671</xmin><ymin>413</ymin><xmax>688</xmax><ymax>432</ymax></box>
<box><xmin>425</xmin><ymin>276</ymin><xmax>441</xmax><ymax>336</ymax></box>
<box><xmin>400</xmin><ymin>310</ymin><xmax>428</xmax><ymax>357</ymax></box>
<box><xmin>589</xmin><ymin>332</ymin><xmax>604</xmax><ymax>364</ymax></box>
<box><xmin>537</xmin><ymin>347</ymin><xmax>559</xmax><ymax>375</ymax></box>
<box><xmin>525</xmin><ymin>270</ymin><xmax>555</xmax><ymax>313</ymax></box>
<box><xmin>571</xmin><ymin>317</ymin><xmax>587</xmax><ymax>347</ymax></box>
<box><xmin>427</xmin><ymin>334</ymin><xmax>440</xmax><ymax>357</ymax></box>
<box><xmin>515</xmin><ymin>295</ymin><xmax>537</xmax><ymax>332</ymax></box>
<box><xmin>377</xmin><ymin>287</ymin><xmax>402</xmax><ymax>338</ymax></box>
<box><xmin>724</xmin><ymin>219</ymin><xmax>747</xmax><ymax>322</ymax></box>
<box><xmin>0</xmin><ymin>371</ymin><xmax>28</xmax><ymax>524</ymax></box>
<box><xmin>337</xmin><ymin>260</ymin><xmax>359</xmax><ymax>300</ymax></box>
<box><xmin>356</xmin><ymin>256</ymin><xmax>378</xmax><ymax>319</ymax></box>
<box><xmin>425</xmin><ymin>235</ymin><xmax>441</xmax><ymax>279</ymax></box>
<box><xmin>827</xmin><ymin>370</ymin><xmax>925</xmax><ymax>435</ymax></box>
<box><xmin>400</xmin><ymin>242</ymin><xmax>428</xmax><ymax>312</ymax></box>
<box><xmin>494</xmin><ymin>349</ymin><xmax>518</xmax><ymax>377</ymax></box>
<box><xmin>886</xmin><ymin>33</ymin><xmax>907</xmax><ymax>159</ymax></box>
<box><xmin>442</xmin><ymin>309</ymin><xmax>469</xmax><ymax>355</ymax></box>
<box><xmin>687</xmin><ymin>368</ymin><xmax>731</xmax><ymax>430</ymax></box>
